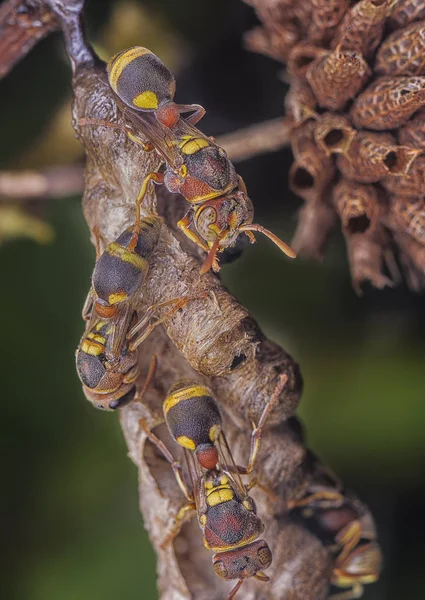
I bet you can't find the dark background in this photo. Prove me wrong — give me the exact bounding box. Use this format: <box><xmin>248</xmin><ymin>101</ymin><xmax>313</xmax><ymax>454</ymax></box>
<box><xmin>1</xmin><ymin>1</ymin><xmax>424</xmax><ymax>599</ymax></box>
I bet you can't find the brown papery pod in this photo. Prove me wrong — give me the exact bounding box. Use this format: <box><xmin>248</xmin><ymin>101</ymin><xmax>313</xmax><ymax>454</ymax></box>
<box><xmin>381</xmin><ymin>155</ymin><xmax>425</xmax><ymax>196</ymax></box>
<box><xmin>337</xmin><ymin>132</ymin><xmax>422</xmax><ymax>183</ymax></box>
<box><xmin>350</xmin><ymin>75</ymin><xmax>425</xmax><ymax>130</ymax></box>
<box><xmin>306</xmin><ymin>0</ymin><xmax>349</xmax><ymax>46</ymax></box>
<box><xmin>387</xmin><ymin>196</ymin><xmax>425</xmax><ymax>244</ymax></box>
<box><xmin>306</xmin><ymin>47</ymin><xmax>371</xmax><ymax>111</ymax></box>
<box><xmin>345</xmin><ymin>227</ymin><xmax>398</xmax><ymax>294</ymax></box>
<box><xmin>388</xmin><ymin>0</ymin><xmax>425</xmax><ymax>29</ymax></box>
<box><xmin>287</xmin><ymin>43</ymin><xmax>328</xmax><ymax>80</ymax></box>
<box><xmin>394</xmin><ymin>231</ymin><xmax>425</xmax><ymax>290</ymax></box>
<box><xmin>331</xmin><ymin>0</ymin><xmax>397</xmax><ymax>58</ymax></box>
<box><xmin>333</xmin><ymin>179</ymin><xmax>381</xmax><ymax>236</ymax></box>
<box><xmin>291</xmin><ymin>200</ymin><xmax>337</xmax><ymax>260</ymax></box>
<box><xmin>244</xmin><ymin>24</ymin><xmax>300</xmax><ymax>62</ymax></box>
<box><xmin>289</xmin><ymin>121</ymin><xmax>335</xmax><ymax>202</ymax></box>
<box><xmin>314</xmin><ymin>113</ymin><xmax>356</xmax><ymax>156</ymax></box>
<box><xmin>375</xmin><ymin>20</ymin><xmax>425</xmax><ymax>76</ymax></box>
<box><xmin>398</xmin><ymin>108</ymin><xmax>425</xmax><ymax>148</ymax></box>
<box><xmin>284</xmin><ymin>79</ymin><xmax>317</xmax><ymax>126</ymax></box>
<box><xmin>246</xmin><ymin>0</ymin><xmax>311</xmax><ymax>36</ymax></box>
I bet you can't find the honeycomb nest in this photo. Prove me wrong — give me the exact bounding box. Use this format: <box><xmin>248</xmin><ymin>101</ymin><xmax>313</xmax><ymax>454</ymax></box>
<box><xmin>245</xmin><ymin>0</ymin><xmax>425</xmax><ymax>292</ymax></box>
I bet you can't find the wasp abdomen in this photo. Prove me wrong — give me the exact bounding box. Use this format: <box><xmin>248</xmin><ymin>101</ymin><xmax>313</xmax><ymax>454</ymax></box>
<box><xmin>108</xmin><ymin>47</ymin><xmax>176</xmax><ymax>114</ymax></box>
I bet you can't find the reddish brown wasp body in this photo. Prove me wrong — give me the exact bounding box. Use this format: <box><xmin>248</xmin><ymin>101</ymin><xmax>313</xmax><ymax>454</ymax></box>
<box><xmin>140</xmin><ymin>375</ymin><xmax>288</xmax><ymax>598</ymax></box>
<box><xmin>95</xmin><ymin>47</ymin><xmax>296</xmax><ymax>273</ymax></box>
<box><xmin>289</xmin><ymin>457</ymin><xmax>382</xmax><ymax>600</ymax></box>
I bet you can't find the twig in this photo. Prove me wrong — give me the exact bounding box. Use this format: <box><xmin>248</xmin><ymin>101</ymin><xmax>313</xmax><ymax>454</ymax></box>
<box><xmin>217</xmin><ymin>117</ymin><xmax>290</xmax><ymax>162</ymax></box>
<box><xmin>0</xmin><ymin>0</ymin><xmax>58</xmax><ymax>80</ymax></box>
<box><xmin>0</xmin><ymin>119</ymin><xmax>289</xmax><ymax>202</ymax></box>
<box><xmin>6</xmin><ymin>1</ymin><xmax>333</xmax><ymax>598</ymax></box>
<box><xmin>0</xmin><ymin>164</ymin><xmax>84</xmax><ymax>200</ymax></box>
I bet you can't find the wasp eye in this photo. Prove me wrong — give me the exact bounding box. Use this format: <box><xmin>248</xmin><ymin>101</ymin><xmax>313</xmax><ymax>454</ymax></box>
<box><xmin>213</xmin><ymin>560</ymin><xmax>228</xmax><ymax>579</ymax></box>
<box><xmin>257</xmin><ymin>544</ymin><xmax>272</xmax><ymax>567</ymax></box>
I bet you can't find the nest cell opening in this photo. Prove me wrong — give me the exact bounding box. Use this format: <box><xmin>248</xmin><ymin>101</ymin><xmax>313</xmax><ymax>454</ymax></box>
<box><xmin>293</xmin><ymin>167</ymin><xmax>315</xmax><ymax>189</ymax></box>
<box><xmin>323</xmin><ymin>129</ymin><xmax>344</xmax><ymax>149</ymax></box>
<box><xmin>347</xmin><ymin>214</ymin><xmax>371</xmax><ymax>234</ymax></box>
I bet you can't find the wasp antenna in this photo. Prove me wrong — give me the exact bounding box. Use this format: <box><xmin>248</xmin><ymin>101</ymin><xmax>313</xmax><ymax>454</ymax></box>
<box><xmin>200</xmin><ymin>238</ymin><xmax>221</xmax><ymax>275</ymax></box>
<box><xmin>238</xmin><ymin>224</ymin><xmax>296</xmax><ymax>259</ymax></box>
<box><xmin>228</xmin><ymin>579</ymin><xmax>244</xmax><ymax>600</ymax></box>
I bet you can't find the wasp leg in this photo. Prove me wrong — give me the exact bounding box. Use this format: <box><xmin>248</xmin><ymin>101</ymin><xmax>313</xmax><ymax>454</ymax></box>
<box><xmin>136</xmin><ymin>354</ymin><xmax>158</xmax><ymax>403</ymax></box>
<box><xmin>177</xmin><ymin>211</ymin><xmax>221</xmax><ymax>272</ymax></box>
<box><xmin>139</xmin><ymin>418</ymin><xmax>193</xmax><ymax>502</ymax></box>
<box><xmin>128</xmin><ymin>294</ymin><xmax>206</xmax><ymax>351</ymax></box>
<box><xmin>178</xmin><ymin>103</ymin><xmax>206</xmax><ymax>126</ymax></box>
<box><xmin>287</xmin><ymin>490</ymin><xmax>345</xmax><ymax>511</ymax></box>
<box><xmin>82</xmin><ymin>288</ymin><xmax>94</xmax><ymax>321</ymax></box>
<box><xmin>160</xmin><ymin>502</ymin><xmax>196</xmax><ymax>549</ymax></box>
<box><xmin>133</xmin><ymin>171</ymin><xmax>164</xmax><ymax>229</ymax></box>
<box><xmin>335</xmin><ymin>520</ymin><xmax>363</xmax><ymax>565</ymax></box>
<box><xmin>236</xmin><ymin>373</ymin><xmax>288</xmax><ymax>476</ymax></box>
<box><xmin>327</xmin><ymin>582</ymin><xmax>364</xmax><ymax>600</ymax></box>
<box><xmin>129</xmin><ymin>172</ymin><xmax>165</xmax><ymax>250</ymax></box>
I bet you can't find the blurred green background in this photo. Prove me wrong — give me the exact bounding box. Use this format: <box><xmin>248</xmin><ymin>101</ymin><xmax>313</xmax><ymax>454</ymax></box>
<box><xmin>1</xmin><ymin>1</ymin><xmax>424</xmax><ymax>599</ymax></box>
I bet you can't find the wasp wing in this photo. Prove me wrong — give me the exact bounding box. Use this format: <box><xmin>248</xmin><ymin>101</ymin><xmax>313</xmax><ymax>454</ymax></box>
<box><xmin>184</xmin><ymin>448</ymin><xmax>205</xmax><ymax>514</ymax></box>
<box><xmin>120</xmin><ymin>104</ymin><xmax>184</xmax><ymax>168</ymax></box>
<box><xmin>216</xmin><ymin>431</ymin><xmax>249</xmax><ymax>501</ymax></box>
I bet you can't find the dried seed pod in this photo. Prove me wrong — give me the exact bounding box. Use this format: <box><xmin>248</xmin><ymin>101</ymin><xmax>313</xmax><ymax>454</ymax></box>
<box><xmin>284</xmin><ymin>79</ymin><xmax>317</xmax><ymax>126</ymax></box>
<box><xmin>387</xmin><ymin>196</ymin><xmax>425</xmax><ymax>243</ymax></box>
<box><xmin>333</xmin><ymin>180</ymin><xmax>381</xmax><ymax>236</ymax></box>
<box><xmin>306</xmin><ymin>47</ymin><xmax>371</xmax><ymax>111</ymax></box>
<box><xmin>289</xmin><ymin>121</ymin><xmax>335</xmax><ymax>202</ymax></box>
<box><xmin>345</xmin><ymin>227</ymin><xmax>398</xmax><ymax>294</ymax></box>
<box><xmin>314</xmin><ymin>113</ymin><xmax>356</xmax><ymax>156</ymax></box>
<box><xmin>244</xmin><ymin>24</ymin><xmax>300</xmax><ymax>62</ymax></box>
<box><xmin>306</xmin><ymin>0</ymin><xmax>350</xmax><ymax>46</ymax></box>
<box><xmin>337</xmin><ymin>132</ymin><xmax>422</xmax><ymax>183</ymax></box>
<box><xmin>381</xmin><ymin>155</ymin><xmax>425</xmax><ymax>196</ymax></box>
<box><xmin>291</xmin><ymin>201</ymin><xmax>337</xmax><ymax>261</ymax></box>
<box><xmin>332</xmin><ymin>0</ymin><xmax>398</xmax><ymax>58</ymax></box>
<box><xmin>288</xmin><ymin>43</ymin><xmax>328</xmax><ymax>80</ymax></box>
<box><xmin>350</xmin><ymin>75</ymin><xmax>425</xmax><ymax>130</ymax></box>
<box><xmin>394</xmin><ymin>231</ymin><xmax>425</xmax><ymax>290</ymax></box>
<box><xmin>375</xmin><ymin>21</ymin><xmax>425</xmax><ymax>76</ymax></box>
<box><xmin>388</xmin><ymin>0</ymin><xmax>425</xmax><ymax>29</ymax></box>
<box><xmin>398</xmin><ymin>109</ymin><xmax>425</xmax><ymax>148</ymax></box>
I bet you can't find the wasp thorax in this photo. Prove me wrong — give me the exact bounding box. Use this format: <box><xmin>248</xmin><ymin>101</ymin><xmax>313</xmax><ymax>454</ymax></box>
<box><xmin>212</xmin><ymin>540</ymin><xmax>272</xmax><ymax>581</ymax></box>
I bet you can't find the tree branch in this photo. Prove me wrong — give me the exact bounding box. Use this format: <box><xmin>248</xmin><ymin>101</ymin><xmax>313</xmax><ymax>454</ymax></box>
<box><xmin>0</xmin><ymin>118</ymin><xmax>290</xmax><ymax>202</ymax></box>
<box><xmin>8</xmin><ymin>1</ymin><xmax>343</xmax><ymax>598</ymax></box>
<box><xmin>0</xmin><ymin>0</ymin><xmax>58</xmax><ymax>80</ymax></box>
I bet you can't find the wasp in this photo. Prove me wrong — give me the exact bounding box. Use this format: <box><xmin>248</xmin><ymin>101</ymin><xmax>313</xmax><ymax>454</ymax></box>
<box><xmin>288</xmin><ymin>459</ymin><xmax>382</xmax><ymax>600</ymax></box>
<box><xmin>83</xmin><ymin>47</ymin><xmax>296</xmax><ymax>273</ymax></box>
<box><xmin>140</xmin><ymin>374</ymin><xmax>288</xmax><ymax>598</ymax></box>
<box><xmin>77</xmin><ymin>216</ymin><xmax>199</xmax><ymax>410</ymax></box>
<box><xmin>82</xmin><ymin>215</ymin><xmax>194</xmax><ymax>360</ymax></box>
